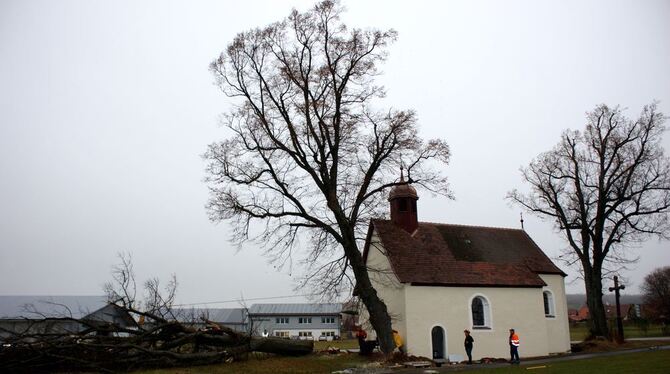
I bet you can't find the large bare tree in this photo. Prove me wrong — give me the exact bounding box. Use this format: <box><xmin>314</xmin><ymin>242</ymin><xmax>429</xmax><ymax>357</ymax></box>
<box><xmin>205</xmin><ymin>0</ymin><xmax>450</xmax><ymax>353</ymax></box>
<box><xmin>508</xmin><ymin>103</ymin><xmax>670</xmax><ymax>338</ymax></box>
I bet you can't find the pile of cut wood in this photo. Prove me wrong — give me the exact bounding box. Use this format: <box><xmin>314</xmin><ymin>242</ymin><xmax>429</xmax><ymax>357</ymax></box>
<box><xmin>0</xmin><ymin>304</ymin><xmax>312</xmax><ymax>373</ymax></box>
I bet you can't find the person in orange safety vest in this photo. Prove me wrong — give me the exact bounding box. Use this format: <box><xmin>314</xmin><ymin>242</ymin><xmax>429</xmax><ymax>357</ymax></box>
<box><xmin>509</xmin><ymin>328</ymin><xmax>520</xmax><ymax>364</ymax></box>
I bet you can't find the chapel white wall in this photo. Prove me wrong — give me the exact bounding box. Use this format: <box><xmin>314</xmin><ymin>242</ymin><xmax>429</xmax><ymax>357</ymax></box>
<box><xmin>361</xmin><ymin>230</ymin><xmax>407</xmax><ymax>341</ymax></box>
<box><xmin>404</xmin><ymin>285</ymin><xmax>552</xmax><ymax>360</ymax></box>
<box><xmin>539</xmin><ymin>273</ymin><xmax>571</xmax><ymax>354</ymax></box>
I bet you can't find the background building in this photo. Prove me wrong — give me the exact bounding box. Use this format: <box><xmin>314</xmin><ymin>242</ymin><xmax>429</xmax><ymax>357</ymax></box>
<box><xmin>247</xmin><ymin>303</ymin><xmax>341</xmax><ymax>340</ymax></box>
<box><xmin>172</xmin><ymin>307</ymin><xmax>247</xmax><ymax>332</ymax></box>
<box><xmin>0</xmin><ymin>296</ymin><xmax>136</xmax><ymax>342</ymax></box>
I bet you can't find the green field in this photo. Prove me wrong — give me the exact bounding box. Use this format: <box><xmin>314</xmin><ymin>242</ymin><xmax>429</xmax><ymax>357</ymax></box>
<box><xmin>313</xmin><ymin>338</ymin><xmax>359</xmax><ymax>351</ymax></box>
<box><xmin>569</xmin><ymin>323</ymin><xmax>670</xmax><ymax>341</ymax></box>
<box><xmin>138</xmin><ymin>353</ymin><xmax>367</xmax><ymax>374</ymax></box>
<box><xmin>467</xmin><ymin>349</ymin><xmax>670</xmax><ymax>374</ymax></box>
<box><xmin>136</xmin><ymin>348</ymin><xmax>670</xmax><ymax>374</ymax></box>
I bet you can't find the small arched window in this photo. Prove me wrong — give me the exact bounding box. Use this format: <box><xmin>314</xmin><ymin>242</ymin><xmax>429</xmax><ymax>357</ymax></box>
<box><xmin>543</xmin><ymin>291</ymin><xmax>555</xmax><ymax>317</ymax></box>
<box><xmin>471</xmin><ymin>296</ymin><xmax>491</xmax><ymax>328</ymax></box>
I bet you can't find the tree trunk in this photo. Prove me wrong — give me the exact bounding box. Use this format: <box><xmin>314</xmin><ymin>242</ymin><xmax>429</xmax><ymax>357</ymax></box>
<box><xmin>0</xmin><ymin>325</ymin><xmax>314</xmax><ymax>372</ymax></box>
<box><xmin>585</xmin><ymin>269</ymin><xmax>610</xmax><ymax>339</ymax></box>
<box><xmin>344</xmin><ymin>237</ymin><xmax>395</xmax><ymax>354</ymax></box>
<box><xmin>357</xmin><ymin>277</ymin><xmax>395</xmax><ymax>354</ymax></box>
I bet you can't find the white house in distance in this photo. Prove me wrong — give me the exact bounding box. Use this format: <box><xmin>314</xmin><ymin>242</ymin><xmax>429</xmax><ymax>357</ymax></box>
<box><xmin>247</xmin><ymin>303</ymin><xmax>341</xmax><ymax>340</ymax></box>
<box><xmin>361</xmin><ymin>175</ymin><xmax>570</xmax><ymax>360</ymax></box>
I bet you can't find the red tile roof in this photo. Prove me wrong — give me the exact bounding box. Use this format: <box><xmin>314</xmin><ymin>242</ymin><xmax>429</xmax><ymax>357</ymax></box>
<box><xmin>363</xmin><ymin>219</ymin><xmax>565</xmax><ymax>288</ymax></box>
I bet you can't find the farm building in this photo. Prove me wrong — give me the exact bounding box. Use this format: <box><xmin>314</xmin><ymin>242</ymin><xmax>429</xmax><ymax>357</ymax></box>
<box><xmin>247</xmin><ymin>303</ymin><xmax>341</xmax><ymax>340</ymax></box>
<box><xmin>172</xmin><ymin>307</ymin><xmax>247</xmax><ymax>332</ymax></box>
<box><xmin>0</xmin><ymin>295</ymin><xmax>136</xmax><ymax>342</ymax></box>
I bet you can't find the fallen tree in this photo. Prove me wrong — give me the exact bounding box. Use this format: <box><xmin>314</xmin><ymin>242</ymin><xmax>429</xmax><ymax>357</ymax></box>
<box><xmin>0</xmin><ymin>305</ymin><xmax>313</xmax><ymax>373</ymax></box>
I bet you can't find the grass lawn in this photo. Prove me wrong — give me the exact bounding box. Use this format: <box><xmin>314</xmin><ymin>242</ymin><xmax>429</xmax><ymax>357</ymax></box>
<box><xmin>135</xmin><ymin>342</ymin><xmax>670</xmax><ymax>374</ymax></box>
<box><xmin>465</xmin><ymin>349</ymin><xmax>670</xmax><ymax>374</ymax></box>
<box><xmin>137</xmin><ymin>353</ymin><xmax>368</xmax><ymax>374</ymax></box>
<box><xmin>134</xmin><ymin>338</ymin><xmax>363</xmax><ymax>374</ymax></box>
<box><xmin>569</xmin><ymin>323</ymin><xmax>669</xmax><ymax>341</ymax></box>
<box><xmin>136</xmin><ymin>348</ymin><xmax>670</xmax><ymax>374</ymax></box>
<box><xmin>572</xmin><ymin>339</ymin><xmax>670</xmax><ymax>353</ymax></box>
<box><xmin>313</xmin><ymin>338</ymin><xmax>359</xmax><ymax>351</ymax></box>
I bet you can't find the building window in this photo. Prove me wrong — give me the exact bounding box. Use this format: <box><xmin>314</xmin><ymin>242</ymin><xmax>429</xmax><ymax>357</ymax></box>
<box><xmin>276</xmin><ymin>317</ymin><xmax>289</xmax><ymax>324</ymax></box>
<box><xmin>298</xmin><ymin>317</ymin><xmax>312</xmax><ymax>324</ymax></box>
<box><xmin>543</xmin><ymin>291</ymin><xmax>555</xmax><ymax>317</ymax></box>
<box><xmin>274</xmin><ymin>331</ymin><xmax>289</xmax><ymax>337</ymax></box>
<box><xmin>398</xmin><ymin>199</ymin><xmax>408</xmax><ymax>212</ymax></box>
<box><xmin>471</xmin><ymin>295</ymin><xmax>491</xmax><ymax>329</ymax></box>
<box><xmin>321</xmin><ymin>331</ymin><xmax>335</xmax><ymax>337</ymax></box>
<box><xmin>634</xmin><ymin>304</ymin><xmax>641</xmax><ymax>318</ymax></box>
<box><xmin>298</xmin><ymin>331</ymin><xmax>313</xmax><ymax>337</ymax></box>
<box><xmin>321</xmin><ymin>317</ymin><xmax>335</xmax><ymax>324</ymax></box>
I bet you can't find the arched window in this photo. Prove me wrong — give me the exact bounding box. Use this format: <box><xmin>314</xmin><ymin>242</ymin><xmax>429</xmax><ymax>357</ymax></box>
<box><xmin>471</xmin><ymin>296</ymin><xmax>491</xmax><ymax>328</ymax></box>
<box><xmin>543</xmin><ymin>291</ymin><xmax>555</xmax><ymax>317</ymax></box>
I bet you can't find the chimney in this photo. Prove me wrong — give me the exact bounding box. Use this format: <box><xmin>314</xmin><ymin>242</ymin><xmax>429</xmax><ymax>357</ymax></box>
<box><xmin>388</xmin><ymin>168</ymin><xmax>419</xmax><ymax>234</ymax></box>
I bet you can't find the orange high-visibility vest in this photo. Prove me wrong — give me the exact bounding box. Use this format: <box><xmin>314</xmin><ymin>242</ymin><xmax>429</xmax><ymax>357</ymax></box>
<box><xmin>393</xmin><ymin>331</ymin><xmax>403</xmax><ymax>347</ymax></box>
<box><xmin>510</xmin><ymin>334</ymin><xmax>520</xmax><ymax>347</ymax></box>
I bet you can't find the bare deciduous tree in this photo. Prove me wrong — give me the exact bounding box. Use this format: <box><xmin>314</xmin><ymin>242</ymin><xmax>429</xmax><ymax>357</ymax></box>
<box><xmin>641</xmin><ymin>266</ymin><xmax>670</xmax><ymax>324</ymax></box>
<box><xmin>508</xmin><ymin>103</ymin><xmax>670</xmax><ymax>338</ymax></box>
<box><xmin>144</xmin><ymin>274</ymin><xmax>179</xmax><ymax>320</ymax></box>
<box><xmin>103</xmin><ymin>252</ymin><xmax>137</xmax><ymax>309</ymax></box>
<box><xmin>103</xmin><ymin>252</ymin><xmax>178</xmax><ymax>320</ymax></box>
<box><xmin>205</xmin><ymin>0</ymin><xmax>450</xmax><ymax>353</ymax></box>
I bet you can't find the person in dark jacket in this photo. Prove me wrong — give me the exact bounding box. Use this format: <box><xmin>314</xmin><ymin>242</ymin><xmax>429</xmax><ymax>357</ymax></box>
<box><xmin>464</xmin><ymin>329</ymin><xmax>474</xmax><ymax>364</ymax></box>
<box><xmin>355</xmin><ymin>326</ymin><xmax>368</xmax><ymax>355</ymax></box>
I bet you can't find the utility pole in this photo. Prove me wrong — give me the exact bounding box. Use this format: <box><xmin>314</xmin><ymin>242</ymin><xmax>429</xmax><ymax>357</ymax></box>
<box><xmin>608</xmin><ymin>276</ymin><xmax>626</xmax><ymax>343</ymax></box>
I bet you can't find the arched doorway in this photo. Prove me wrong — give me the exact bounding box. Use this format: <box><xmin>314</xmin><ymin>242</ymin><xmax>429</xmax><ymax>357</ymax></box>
<box><xmin>431</xmin><ymin>326</ymin><xmax>446</xmax><ymax>360</ymax></box>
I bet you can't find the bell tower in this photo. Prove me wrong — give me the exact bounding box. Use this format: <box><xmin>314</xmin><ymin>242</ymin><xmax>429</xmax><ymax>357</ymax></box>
<box><xmin>388</xmin><ymin>167</ymin><xmax>419</xmax><ymax>234</ymax></box>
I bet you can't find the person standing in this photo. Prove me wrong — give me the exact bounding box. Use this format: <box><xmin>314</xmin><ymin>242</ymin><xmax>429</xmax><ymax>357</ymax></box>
<box><xmin>392</xmin><ymin>329</ymin><xmax>406</xmax><ymax>354</ymax></box>
<box><xmin>509</xmin><ymin>328</ymin><xmax>520</xmax><ymax>364</ymax></box>
<box><xmin>464</xmin><ymin>329</ymin><xmax>474</xmax><ymax>364</ymax></box>
<box><xmin>355</xmin><ymin>326</ymin><xmax>368</xmax><ymax>355</ymax></box>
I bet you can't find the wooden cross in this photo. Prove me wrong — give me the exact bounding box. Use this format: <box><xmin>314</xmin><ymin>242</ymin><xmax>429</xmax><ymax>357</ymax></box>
<box><xmin>609</xmin><ymin>275</ymin><xmax>626</xmax><ymax>343</ymax></box>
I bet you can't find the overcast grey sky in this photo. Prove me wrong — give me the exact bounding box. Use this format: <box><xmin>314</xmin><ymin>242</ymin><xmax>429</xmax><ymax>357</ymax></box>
<box><xmin>1</xmin><ymin>0</ymin><xmax>669</xmax><ymax>306</ymax></box>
